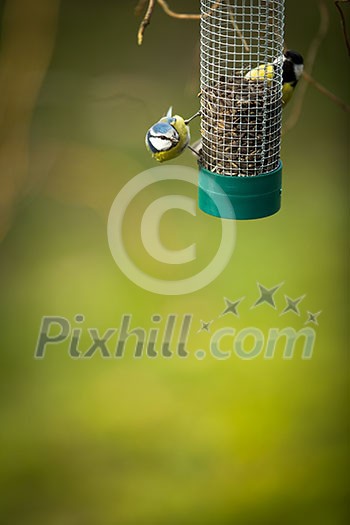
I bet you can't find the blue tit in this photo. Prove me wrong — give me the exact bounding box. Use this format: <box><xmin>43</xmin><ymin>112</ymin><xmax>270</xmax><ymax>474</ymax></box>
<box><xmin>245</xmin><ymin>49</ymin><xmax>304</xmax><ymax>107</ymax></box>
<box><xmin>145</xmin><ymin>107</ymin><xmax>200</xmax><ymax>162</ymax></box>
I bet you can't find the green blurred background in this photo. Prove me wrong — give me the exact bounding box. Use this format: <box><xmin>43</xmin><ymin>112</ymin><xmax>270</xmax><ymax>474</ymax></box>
<box><xmin>0</xmin><ymin>0</ymin><xmax>349</xmax><ymax>523</ymax></box>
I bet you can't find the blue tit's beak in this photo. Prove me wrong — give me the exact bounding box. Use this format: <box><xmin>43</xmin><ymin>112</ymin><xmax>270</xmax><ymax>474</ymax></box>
<box><xmin>166</xmin><ymin>106</ymin><xmax>173</xmax><ymax>118</ymax></box>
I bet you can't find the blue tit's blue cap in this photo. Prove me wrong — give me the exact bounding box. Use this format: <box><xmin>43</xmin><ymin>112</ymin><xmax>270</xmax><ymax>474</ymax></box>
<box><xmin>151</xmin><ymin>122</ymin><xmax>173</xmax><ymax>134</ymax></box>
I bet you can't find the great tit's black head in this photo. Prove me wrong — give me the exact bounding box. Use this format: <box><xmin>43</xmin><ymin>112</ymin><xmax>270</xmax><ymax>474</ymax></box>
<box><xmin>283</xmin><ymin>49</ymin><xmax>304</xmax><ymax>84</ymax></box>
<box><xmin>284</xmin><ymin>49</ymin><xmax>304</xmax><ymax>65</ymax></box>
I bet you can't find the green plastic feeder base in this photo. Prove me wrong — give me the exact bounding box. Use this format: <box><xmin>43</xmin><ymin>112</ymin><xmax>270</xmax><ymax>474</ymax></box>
<box><xmin>198</xmin><ymin>161</ymin><xmax>282</xmax><ymax>220</ymax></box>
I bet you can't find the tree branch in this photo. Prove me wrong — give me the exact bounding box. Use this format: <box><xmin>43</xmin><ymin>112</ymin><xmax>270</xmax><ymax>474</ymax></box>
<box><xmin>156</xmin><ymin>0</ymin><xmax>223</xmax><ymax>20</ymax></box>
<box><xmin>334</xmin><ymin>0</ymin><xmax>350</xmax><ymax>57</ymax></box>
<box><xmin>137</xmin><ymin>0</ymin><xmax>155</xmax><ymax>46</ymax></box>
<box><xmin>137</xmin><ymin>0</ymin><xmax>225</xmax><ymax>45</ymax></box>
<box><xmin>225</xmin><ymin>0</ymin><xmax>249</xmax><ymax>52</ymax></box>
<box><xmin>156</xmin><ymin>0</ymin><xmax>200</xmax><ymax>20</ymax></box>
<box><xmin>302</xmin><ymin>71</ymin><xmax>350</xmax><ymax>112</ymax></box>
<box><xmin>283</xmin><ymin>0</ymin><xmax>330</xmax><ymax>135</ymax></box>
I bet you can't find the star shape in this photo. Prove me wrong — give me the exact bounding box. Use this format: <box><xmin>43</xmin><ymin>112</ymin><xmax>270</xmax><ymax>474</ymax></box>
<box><xmin>252</xmin><ymin>282</ymin><xmax>283</xmax><ymax>309</ymax></box>
<box><xmin>220</xmin><ymin>297</ymin><xmax>245</xmax><ymax>317</ymax></box>
<box><xmin>197</xmin><ymin>320</ymin><xmax>213</xmax><ymax>333</ymax></box>
<box><xmin>305</xmin><ymin>311</ymin><xmax>322</xmax><ymax>326</ymax></box>
<box><xmin>280</xmin><ymin>294</ymin><xmax>305</xmax><ymax>316</ymax></box>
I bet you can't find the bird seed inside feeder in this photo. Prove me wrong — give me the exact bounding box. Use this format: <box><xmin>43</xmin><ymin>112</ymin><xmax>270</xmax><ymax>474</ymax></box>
<box><xmin>200</xmin><ymin>76</ymin><xmax>281</xmax><ymax>177</ymax></box>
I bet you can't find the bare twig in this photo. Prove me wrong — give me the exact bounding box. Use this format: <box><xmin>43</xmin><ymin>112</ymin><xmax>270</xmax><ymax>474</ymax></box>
<box><xmin>158</xmin><ymin>0</ymin><xmax>249</xmax><ymax>57</ymax></box>
<box><xmin>137</xmin><ymin>0</ymin><xmax>248</xmax><ymax>54</ymax></box>
<box><xmin>283</xmin><ymin>0</ymin><xmax>329</xmax><ymax>135</ymax></box>
<box><xmin>137</xmin><ymin>0</ymin><xmax>155</xmax><ymax>46</ymax></box>
<box><xmin>226</xmin><ymin>0</ymin><xmax>250</xmax><ymax>52</ymax></box>
<box><xmin>303</xmin><ymin>71</ymin><xmax>350</xmax><ymax>112</ymax></box>
<box><xmin>156</xmin><ymin>0</ymin><xmax>200</xmax><ymax>19</ymax></box>
<box><xmin>334</xmin><ymin>0</ymin><xmax>350</xmax><ymax>57</ymax></box>
<box><xmin>157</xmin><ymin>0</ymin><xmax>224</xmax><ymax>20</ymax></box>
<box><xmin>137</xmin><ymin>0</ymin><xmax>225</xmax><ymax>45</ymax></box>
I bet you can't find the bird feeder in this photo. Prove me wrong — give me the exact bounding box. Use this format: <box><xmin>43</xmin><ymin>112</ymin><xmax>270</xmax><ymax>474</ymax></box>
<box><xmin>199</xmin><ymin>0</ymin><xmax>284</xmax><ymax>220</ymax></box>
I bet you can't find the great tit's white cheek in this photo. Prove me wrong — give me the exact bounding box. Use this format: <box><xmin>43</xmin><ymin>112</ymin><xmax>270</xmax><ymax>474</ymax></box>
<box><xmin>149</xmin><ymin>136</ymin><xmax>172</xmax><ymax>152</ymax></box>
<box><xmin>273</xmin><ymin>55</ymin><xmax>284</xmax><ymax>66</ymax></box>
<box><xmin>294</xmin><ymin>64</ymin><xmax>303</xmax><ymax>80</ymax></box>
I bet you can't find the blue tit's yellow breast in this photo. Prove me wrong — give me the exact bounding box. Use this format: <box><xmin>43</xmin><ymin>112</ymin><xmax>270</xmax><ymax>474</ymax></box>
<box><xmin>152</xmin><ymin>115</ymin><xmax>190</xmax><ymax>162</ymax></box>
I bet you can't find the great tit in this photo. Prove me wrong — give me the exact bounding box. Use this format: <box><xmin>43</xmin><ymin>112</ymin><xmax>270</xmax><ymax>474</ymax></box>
<box><xmin>145</xmin><ymin>107</ymin><xmax>200</xmax><ymax>162</ymax></box>
<box><xmin>280</xmin><ymin>49</ymin><xmax>304</xmax><ymax>106</ymax></box>
<box><xmin>245</xmin><ymin>49</ymin><xmax>304</xmax><ymax>106</ymax></box>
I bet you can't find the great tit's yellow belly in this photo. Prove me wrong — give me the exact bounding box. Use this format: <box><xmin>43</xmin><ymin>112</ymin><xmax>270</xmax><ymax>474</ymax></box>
<box><xmin>282</xmin><ymin>82</ymin><xmax>294</xmax><ymax>106</ymax></box>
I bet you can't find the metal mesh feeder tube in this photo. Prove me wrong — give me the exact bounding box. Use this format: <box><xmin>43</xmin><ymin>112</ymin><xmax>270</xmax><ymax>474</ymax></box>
<box><xmin>199</xmin><ymin>0</ymin><xmax>285</xmax><ymax>220</ymax></box>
